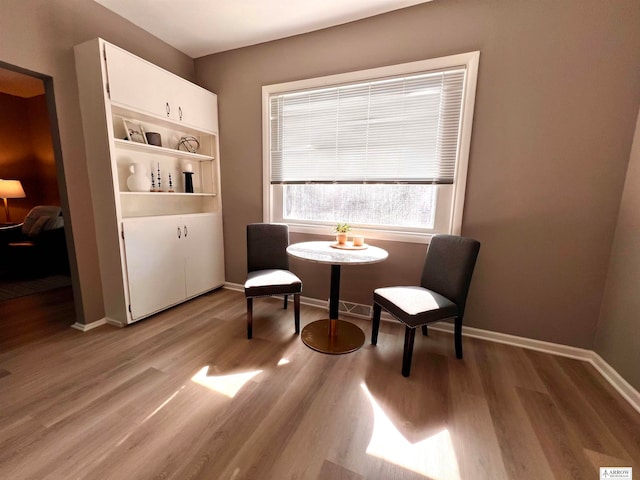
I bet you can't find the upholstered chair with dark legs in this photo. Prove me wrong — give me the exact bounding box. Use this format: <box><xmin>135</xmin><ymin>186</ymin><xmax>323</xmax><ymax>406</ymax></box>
<box><xmin>0</xmin><ymin>205</ymin><xmax>67</xmax><ymax>276</ymax></box>
<box><xmin>371</xmin><ymin>234</ymin><xmax>480</xmax><ymax>377</ymax></box>
<box><xmin>244</xmin><ymin>223</ymin><xmax>302</xmax><ymax>339</ymax></box>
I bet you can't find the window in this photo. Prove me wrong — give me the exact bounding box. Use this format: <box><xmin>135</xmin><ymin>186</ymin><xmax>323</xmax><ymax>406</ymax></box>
<box><xmin>262</xmin><ymin>52</ymin><xmax>479</xmax><ymax>243</ymax></box>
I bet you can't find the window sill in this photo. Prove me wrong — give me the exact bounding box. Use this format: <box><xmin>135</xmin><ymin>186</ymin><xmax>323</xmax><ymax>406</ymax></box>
<box><xmin>287</xmin><ymin>223</ymin><xmax>436</xmax><ymax>244</ymax></box>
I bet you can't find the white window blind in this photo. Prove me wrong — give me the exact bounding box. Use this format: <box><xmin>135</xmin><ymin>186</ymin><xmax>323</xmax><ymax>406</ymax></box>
<box><xmin>270</xmin><ymin>68</ymin><xmax>466</xmax><ymax>185</ymax></box>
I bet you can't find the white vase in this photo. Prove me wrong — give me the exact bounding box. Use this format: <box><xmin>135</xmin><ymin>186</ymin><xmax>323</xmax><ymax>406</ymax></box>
<box><xmin>126</xmin><ymin>163</ymin><xmax>151</xmax><ymax>192</ymax></box>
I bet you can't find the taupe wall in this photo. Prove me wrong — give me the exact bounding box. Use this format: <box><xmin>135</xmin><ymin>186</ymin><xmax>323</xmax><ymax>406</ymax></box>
<box><xmin>595</xmin><ymin>109</ymin><xmax>640</xmax><ymax>390</ymax></box>
<box><xmin>0</xmin><ymin>0</ymin><xmax>194</xmax><ymax>323</ymax></box>
<box><xmin>0</xmin><ymin>93</ymin><xmax>60</xmax><ymax>221</ymax></box>
<box><xmin>26</xmin><ymin>95</ymin><xmax>60</xmax><ymax>208</ymax></box>
<box><xmin>195</xmin><ymin>0</ymin><xmax>640</xmax><ymax>349</ymax></box>
<box><xmin>1</xmin><ymin>0</ymin><xmax>638</xmax><ymax>385</ymax></box>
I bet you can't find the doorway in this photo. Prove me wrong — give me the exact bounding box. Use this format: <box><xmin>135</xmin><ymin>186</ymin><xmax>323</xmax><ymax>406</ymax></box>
<box><xmin>0</xmin><ymin>64</ymin><xmax>73</xmax><ymax>303</ymax></box>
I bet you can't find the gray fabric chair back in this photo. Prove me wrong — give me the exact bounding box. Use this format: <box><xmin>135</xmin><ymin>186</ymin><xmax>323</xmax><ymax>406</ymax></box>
<box><xmin>420</xmin><ymin>234</ymin><xmax>480</xmax><ymax>317</ymax></box>
<box><xmin>247</xmin><ymin>223</ymin><xmax>290</xmax><ymax>273</ymax></box>
<box><xmin>21</xmin><ymin>205</ymin><xmax>63</xmax><ymax>237</ymax></box>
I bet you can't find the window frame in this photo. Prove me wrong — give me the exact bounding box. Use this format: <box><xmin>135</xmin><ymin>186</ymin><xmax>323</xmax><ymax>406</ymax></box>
<box><xmin>262</xmin><ymin>51</ymin><xmax>480</xmax><ymax>244</ymax></box>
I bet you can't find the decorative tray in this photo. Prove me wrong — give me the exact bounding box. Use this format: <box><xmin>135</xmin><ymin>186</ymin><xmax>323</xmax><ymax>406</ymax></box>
<box><xmin>330</xmin><ymin>242</ymin><xmax>368</xmax><ymax>250</ymax></box>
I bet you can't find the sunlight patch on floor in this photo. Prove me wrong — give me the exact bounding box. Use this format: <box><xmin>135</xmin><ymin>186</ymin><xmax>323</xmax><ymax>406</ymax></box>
<box><xmin>191</xmin><ymin>366</ymin><xmax>262</xmax><ymax>398</ymax></box>
<box><xmin>277</xmin><ymin>357</ymin><xmax>290</xmax><ymax>366</ymax></box>
<box><xmin>141</xmin><ymin>385</ymin><xmax>186</xmax><ymax>424</ymax></box>
<box><xmin>115</xmin><ymin>430</ymin><xmax>134</xmax><ymax>448</ymax></box>
<box><xmin>361</xmin><ymin>383</ymin><xmax>461</xmax><ymax>480</ymax></box>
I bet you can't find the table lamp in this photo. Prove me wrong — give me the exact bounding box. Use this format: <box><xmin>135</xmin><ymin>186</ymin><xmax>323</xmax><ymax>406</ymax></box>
<box><xmin>0</xmin><ymin>179</ymin><xmax>26</xmax><ymax>222</ymax></box>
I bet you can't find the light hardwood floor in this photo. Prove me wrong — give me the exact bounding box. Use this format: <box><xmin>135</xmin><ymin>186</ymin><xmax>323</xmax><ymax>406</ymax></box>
<box><xmin>1</xmin><ymin>287</ymin><xmax>638</xmax><ymax>479</ymax></box>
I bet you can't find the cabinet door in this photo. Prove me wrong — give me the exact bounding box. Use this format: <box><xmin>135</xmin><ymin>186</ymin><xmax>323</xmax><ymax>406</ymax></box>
<box><xmin>104</xmin><ymin>43</ymin><xmax>170</xmax><ymax>120</ymax></box>
<box><xmin>123</xmin><ymin>217</ymin><xmax>186</xmax><ymax>319</ymax></box>
<box><xmin>183</xmin><ymin>213</ymin><xmax>225</xmax><ymax>297</ymax></box>
<box><xmin>105</xmin><ymin>42</ymin><xmax>218</xmax><ymax>133</ymax></box>
<box><xmin>175</xmin><ymin>87</ymin><xmax>219</xmax><ymax>134</ymax></box>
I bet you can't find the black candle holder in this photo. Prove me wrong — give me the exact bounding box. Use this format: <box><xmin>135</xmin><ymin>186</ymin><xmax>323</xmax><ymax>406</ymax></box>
<box><xmin>183</xmin><ymin>171</ymin><xmax>194</xmax><ymax>193</ymax></box>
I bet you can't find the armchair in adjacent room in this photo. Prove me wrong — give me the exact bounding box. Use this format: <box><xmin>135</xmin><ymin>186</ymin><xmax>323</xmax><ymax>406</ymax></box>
<box><xmin>0</xmin><ymin>205</ymin><xmax>68</xmax><ymax>276</ymax></box>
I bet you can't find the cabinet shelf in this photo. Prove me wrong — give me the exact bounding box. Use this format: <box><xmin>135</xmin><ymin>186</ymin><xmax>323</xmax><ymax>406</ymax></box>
<box><xmin>120</xmin><ymin>191</ymin><xmax>216</xmax><ymax>197</ymax></box>
<box><xmin>114</xmin><ymin>138</ymin><xmax>214</xmax><ymax>162</ymax></box>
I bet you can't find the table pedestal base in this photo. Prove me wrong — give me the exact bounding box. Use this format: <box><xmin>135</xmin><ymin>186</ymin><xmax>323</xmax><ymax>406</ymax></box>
<box><xmin>301</xmin><ymin>319</ymin><xmax>365</xmax><ymax>355</ymax></box>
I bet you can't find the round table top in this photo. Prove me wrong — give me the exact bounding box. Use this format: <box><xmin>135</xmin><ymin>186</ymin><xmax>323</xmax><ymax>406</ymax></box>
<box><xmin>286</xmin><ymin>241</ymin><xmax>388</xmax><ymax>266</ymax></box>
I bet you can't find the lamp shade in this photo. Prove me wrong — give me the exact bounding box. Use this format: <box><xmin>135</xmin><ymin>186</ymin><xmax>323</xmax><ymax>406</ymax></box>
<box><xmin>0</xmin><ymin>179</ymin><xmax>26</xmax><ymax>198</ymax></box>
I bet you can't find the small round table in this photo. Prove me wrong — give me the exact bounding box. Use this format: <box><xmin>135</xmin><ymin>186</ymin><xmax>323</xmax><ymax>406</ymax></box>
<box><xmin>286</xmin><ymin>241</ymin><xmax>389</xmax><ymax>354</ymax></box>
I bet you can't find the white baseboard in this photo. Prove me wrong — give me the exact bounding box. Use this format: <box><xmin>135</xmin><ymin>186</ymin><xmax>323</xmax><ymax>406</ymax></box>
<box><xmin>222</xmin><ymin>284</ymin><xmax>640</xmax><ymax>414</ymax></box>
<box><xmin>428</xmin><ymin>322</ymin><xmax>640</xmax><ymax>414</ymax></box>
<box><xmin>587</xmin><ymin>351</ymin><xmax>640</xmax><ymax>415</ymax></box>
<box><xmin>428</xmin><ymin>322</ymin><xmax>593</xmax><ymax>360</ymax></box>
<box><xmin>105</xmin><ymin>318</ymin><xmax>126</xmax><ymax>328</ymax></box>
<box><xmin>434</xmin><ymin>322</ymin><xmax>640</xmax><ymax>415</ymax></box>
<box><xmin>224</xmin><ymin>282</ymin><xmax>243</xmax><ymax>292</ymax></box>
<box><xmin>71</xmin><ymin>317</ymin><xmax>108</xmax><ymax>332</ymax></box>
<box><xmin>71</xmin><ymin>316</ymin><xmax>125</xmax><ymax>331</ymax></box>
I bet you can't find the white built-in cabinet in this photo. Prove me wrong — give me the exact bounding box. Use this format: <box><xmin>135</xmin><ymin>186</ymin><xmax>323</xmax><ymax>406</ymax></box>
<box><xmin>74</xmin><ymin>38</ymin><xmax>225</xmax><ymax>326</ymax></box>
<box><xmin>104</xmin><ymin>43</ymin><xmax>218</xmax><ymax>131</ymax></box>
<box><xmin>122</xmin><ymin>213</ymin><xmax>224</xmax><ymax>319</ymax></box>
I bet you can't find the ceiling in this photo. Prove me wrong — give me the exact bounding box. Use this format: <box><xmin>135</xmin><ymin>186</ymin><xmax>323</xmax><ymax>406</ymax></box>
<box><xmin>94</xmin><ymin>0</ymin><xmax>432</xmax><ymax>58</ymax></box>
<box><xmin>0</xmin><ymin>2</ymin><xmax>431</xmax><ymax>100</ymax></box>
<box><xmin>0</xmin><ymin>68</ymin><xmax>45</xmax><ymax>98</ymax></box>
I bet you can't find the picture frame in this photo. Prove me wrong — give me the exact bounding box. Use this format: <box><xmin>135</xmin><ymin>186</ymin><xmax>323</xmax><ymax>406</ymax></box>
<box><xmin>123</xmin><ymin>119</ymin><xmax>147</xmax><ymax>144</ymax></box>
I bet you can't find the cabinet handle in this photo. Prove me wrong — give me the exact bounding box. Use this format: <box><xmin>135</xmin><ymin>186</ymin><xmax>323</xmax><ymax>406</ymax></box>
<box><xmin>178</xmin><ymin>106</ymin><xmax>183</xmax><ymax>121</ymax></box>
<box><xmin>166</xmin><ymin>102</ymin><xmax>171</xmax><ymax>117</ymax></box>
<box><xmin>177</xmin><ymin>226</ymin><xmax>181</xmax><ymax>238</ymax></box>
<box><xmin>184</xmin><ymin>225</ymin><xmax>188</xmax><ymax>237</ymax></box>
